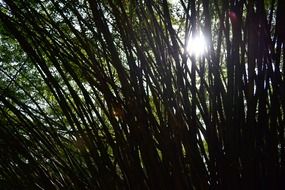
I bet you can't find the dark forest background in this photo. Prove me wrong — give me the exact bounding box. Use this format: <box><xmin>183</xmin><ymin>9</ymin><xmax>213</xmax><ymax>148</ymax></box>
<box><xmin>0</xmin><ymin>0</ymin><xmax>285</xmax><ymax>189</ymax></box>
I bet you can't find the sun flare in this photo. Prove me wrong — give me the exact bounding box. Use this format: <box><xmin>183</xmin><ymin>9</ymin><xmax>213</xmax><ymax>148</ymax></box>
<box><xmin>186</xmin><ymin>31</ymin><xmax>208</xmax><ymax>57</ymax></box>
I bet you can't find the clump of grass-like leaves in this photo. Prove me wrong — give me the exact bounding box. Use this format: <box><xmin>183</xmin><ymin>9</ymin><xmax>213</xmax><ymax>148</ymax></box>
<box><xmin>0</xmin><ymin>0</ymin><xmax>284</xmax><ymax>189</ymax></box>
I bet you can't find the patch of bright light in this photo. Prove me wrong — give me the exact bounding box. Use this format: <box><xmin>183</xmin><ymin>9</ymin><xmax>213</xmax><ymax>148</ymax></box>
<box><xmin>186</xmin><ymin>31</ymin><xmax>208</xmax><ymax>57</ymax></box>
<box><xmin>169</xmin><ymin>0</ymin><xmax>180</xmax><ymax>4</ymax></box>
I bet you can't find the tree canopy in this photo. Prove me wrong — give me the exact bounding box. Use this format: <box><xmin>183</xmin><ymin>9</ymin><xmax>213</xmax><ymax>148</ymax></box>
<box><xmin>0</xmin><ymin>0</ymin><xmax>285</xmax><ymax>189</ymax></box>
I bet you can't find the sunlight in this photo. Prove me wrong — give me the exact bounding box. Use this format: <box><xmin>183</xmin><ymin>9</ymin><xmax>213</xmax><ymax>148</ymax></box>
<box><xmin>169</xmin><ymin>0</ymin><xmax>179</xmax><ymax>4</ymax></box>
<box><xmin>186</xmin><ymin>31</ymin><xmax>208</xmax><ymax>57</ymax></box>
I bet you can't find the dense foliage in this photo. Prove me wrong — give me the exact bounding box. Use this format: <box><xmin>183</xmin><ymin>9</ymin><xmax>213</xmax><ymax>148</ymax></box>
<box><xmin>0</xmin><ymin>0</ymin><xmax>285</xmax><ymax>189</ymax></box>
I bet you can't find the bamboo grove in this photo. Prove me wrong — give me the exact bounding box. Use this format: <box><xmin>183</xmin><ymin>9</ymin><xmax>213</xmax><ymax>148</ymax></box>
<box><xmin>0</xmin><ymin>0</ymin><xmax>284</xmax><ymax>189</ymax></box>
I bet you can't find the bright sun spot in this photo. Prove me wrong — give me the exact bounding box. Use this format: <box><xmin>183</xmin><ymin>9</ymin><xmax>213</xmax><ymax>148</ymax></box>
<box><xmin>186</xmin><ymin>31</ymin><xmax>208</xmax><ymax>57</ymax></box>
